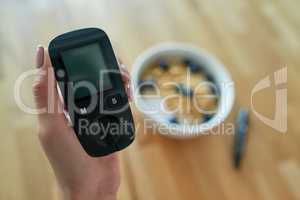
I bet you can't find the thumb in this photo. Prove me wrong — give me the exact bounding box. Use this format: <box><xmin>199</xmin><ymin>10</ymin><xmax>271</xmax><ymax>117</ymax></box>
<box><xmin>32</xmin><ymin>46</ymin><xmax>63</xmax><ymax>118</ymax></box>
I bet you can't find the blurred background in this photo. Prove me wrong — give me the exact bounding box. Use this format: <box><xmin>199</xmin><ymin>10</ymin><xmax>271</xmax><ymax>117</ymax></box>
<box><xmin>0</xmin><ymin>0</ymin><xmax>299</xmax><ymax>199</ymax></box>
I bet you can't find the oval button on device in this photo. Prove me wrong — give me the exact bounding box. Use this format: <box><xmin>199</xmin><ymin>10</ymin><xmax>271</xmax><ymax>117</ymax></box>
<box><xmin>106</xmin><ymin>93</ymin><xmax>123</xmax><ymax>107</ymax></box>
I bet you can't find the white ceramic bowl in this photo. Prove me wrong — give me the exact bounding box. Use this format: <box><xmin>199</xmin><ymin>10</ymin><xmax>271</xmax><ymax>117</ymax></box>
<box><xmin>132</xmin><ymin>43</ymin><xmax>235</xmax><ymax>138</ymax></box>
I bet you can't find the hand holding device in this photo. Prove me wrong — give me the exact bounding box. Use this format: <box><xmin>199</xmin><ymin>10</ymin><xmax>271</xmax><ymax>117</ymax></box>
<box><xmin>33</xmin><ymin>46</ymin><xmax>132</xmax><ymax>200</ymax></box>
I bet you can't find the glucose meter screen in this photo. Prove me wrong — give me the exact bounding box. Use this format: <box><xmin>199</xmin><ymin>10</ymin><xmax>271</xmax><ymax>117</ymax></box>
<box><xmin>61</xmin><ymin>43</ymin><xmax>112</xmax><ymax>99</ymax></box>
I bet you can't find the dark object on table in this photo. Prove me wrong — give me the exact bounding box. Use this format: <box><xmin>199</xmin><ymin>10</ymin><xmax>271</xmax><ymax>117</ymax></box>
<box><xmin>175</xmin><ymin>83</ymin><xmax>194</xmax><ymax>97</ymax></box>
<box><xmin>233</xmin><ymin>108</ymin><xmax>249</xmax><ymax>169</ymax></box>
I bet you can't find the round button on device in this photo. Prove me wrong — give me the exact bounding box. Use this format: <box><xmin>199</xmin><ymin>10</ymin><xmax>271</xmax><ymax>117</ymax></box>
<box><xmin>106</xmin><ymin>94</ymin><xmax>123</xmax><ymax>108</ymax></box>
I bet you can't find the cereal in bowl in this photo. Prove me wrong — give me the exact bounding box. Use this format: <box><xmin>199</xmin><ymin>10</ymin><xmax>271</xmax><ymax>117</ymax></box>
<box><xmin>139</xmin><ymin>58</ymin><xmax>219</xmax><ymax>125</ymax></box>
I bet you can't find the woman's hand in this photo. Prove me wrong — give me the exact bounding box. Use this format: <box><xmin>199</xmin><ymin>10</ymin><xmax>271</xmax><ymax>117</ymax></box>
<box><xmin>33</xmin><ymin>46</ymin><xmax>132</xmax><ymax>200</ymax></box>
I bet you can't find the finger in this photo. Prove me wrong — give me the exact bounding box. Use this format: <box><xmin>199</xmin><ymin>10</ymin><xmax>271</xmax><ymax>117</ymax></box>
<box><xmin>120</xmin><ymin>65</ymin><xmax>130</xmax><ymax>83</ymax></box>
<box><xmin>119</xmin><ymin>63</ymin><xmax>133</xmax><ymax>101</ymax></box>
<box><xmin>32</xmin><ymin>46</ymin><xmax>64</xmax><ymax>118</ymax></box>
<box><xmin>33</xmin><ymin>46</ymin><xmax>47</xmax><ymax>110</ymax></box>
<box><xmin>117</xmin><ymin>58</ymin><xmax>130</xmax><ymax>83</ymax></box>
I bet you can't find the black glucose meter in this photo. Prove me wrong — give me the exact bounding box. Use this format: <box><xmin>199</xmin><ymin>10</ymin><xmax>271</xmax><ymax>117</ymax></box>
<box><xmin>48</xmin><ymin>28</ymin><xmax>135</xmax><ymax>157</ymax></box>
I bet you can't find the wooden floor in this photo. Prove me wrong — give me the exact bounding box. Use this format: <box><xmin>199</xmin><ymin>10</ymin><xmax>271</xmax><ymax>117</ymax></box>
<box><xmin>0</xmin><ymin>0</ymin><xmax>299</xmax><ymax>199</ymax></box>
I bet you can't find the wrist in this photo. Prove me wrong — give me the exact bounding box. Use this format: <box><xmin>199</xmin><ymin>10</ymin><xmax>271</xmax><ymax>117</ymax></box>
<box><xmin>62</xmin><ymin>190</ymin><xmax>117</xmax><ymax>200</ymax></box>
<box><xmin>59</xmin><ymin>183</ymin><xmax>117</xmax><ymax>200</ymax></box>
<box><xmin>70</xmin><ymin>193</ymin><xmax>117</xmax><ymax>200</ymax></box>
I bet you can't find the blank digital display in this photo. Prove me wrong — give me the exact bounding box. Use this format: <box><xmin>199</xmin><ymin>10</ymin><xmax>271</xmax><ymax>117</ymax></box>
<box><xmin>61</xmin><ymin>43</ymin><xmax>112</xmax><ymax>99</ymax></box>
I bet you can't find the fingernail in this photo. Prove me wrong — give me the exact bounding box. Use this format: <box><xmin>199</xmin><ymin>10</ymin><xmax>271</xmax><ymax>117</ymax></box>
<box><xmin>36</xmin><ymin>45</ymin><xmax>44</xmax><ymax>68</ymax></box>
